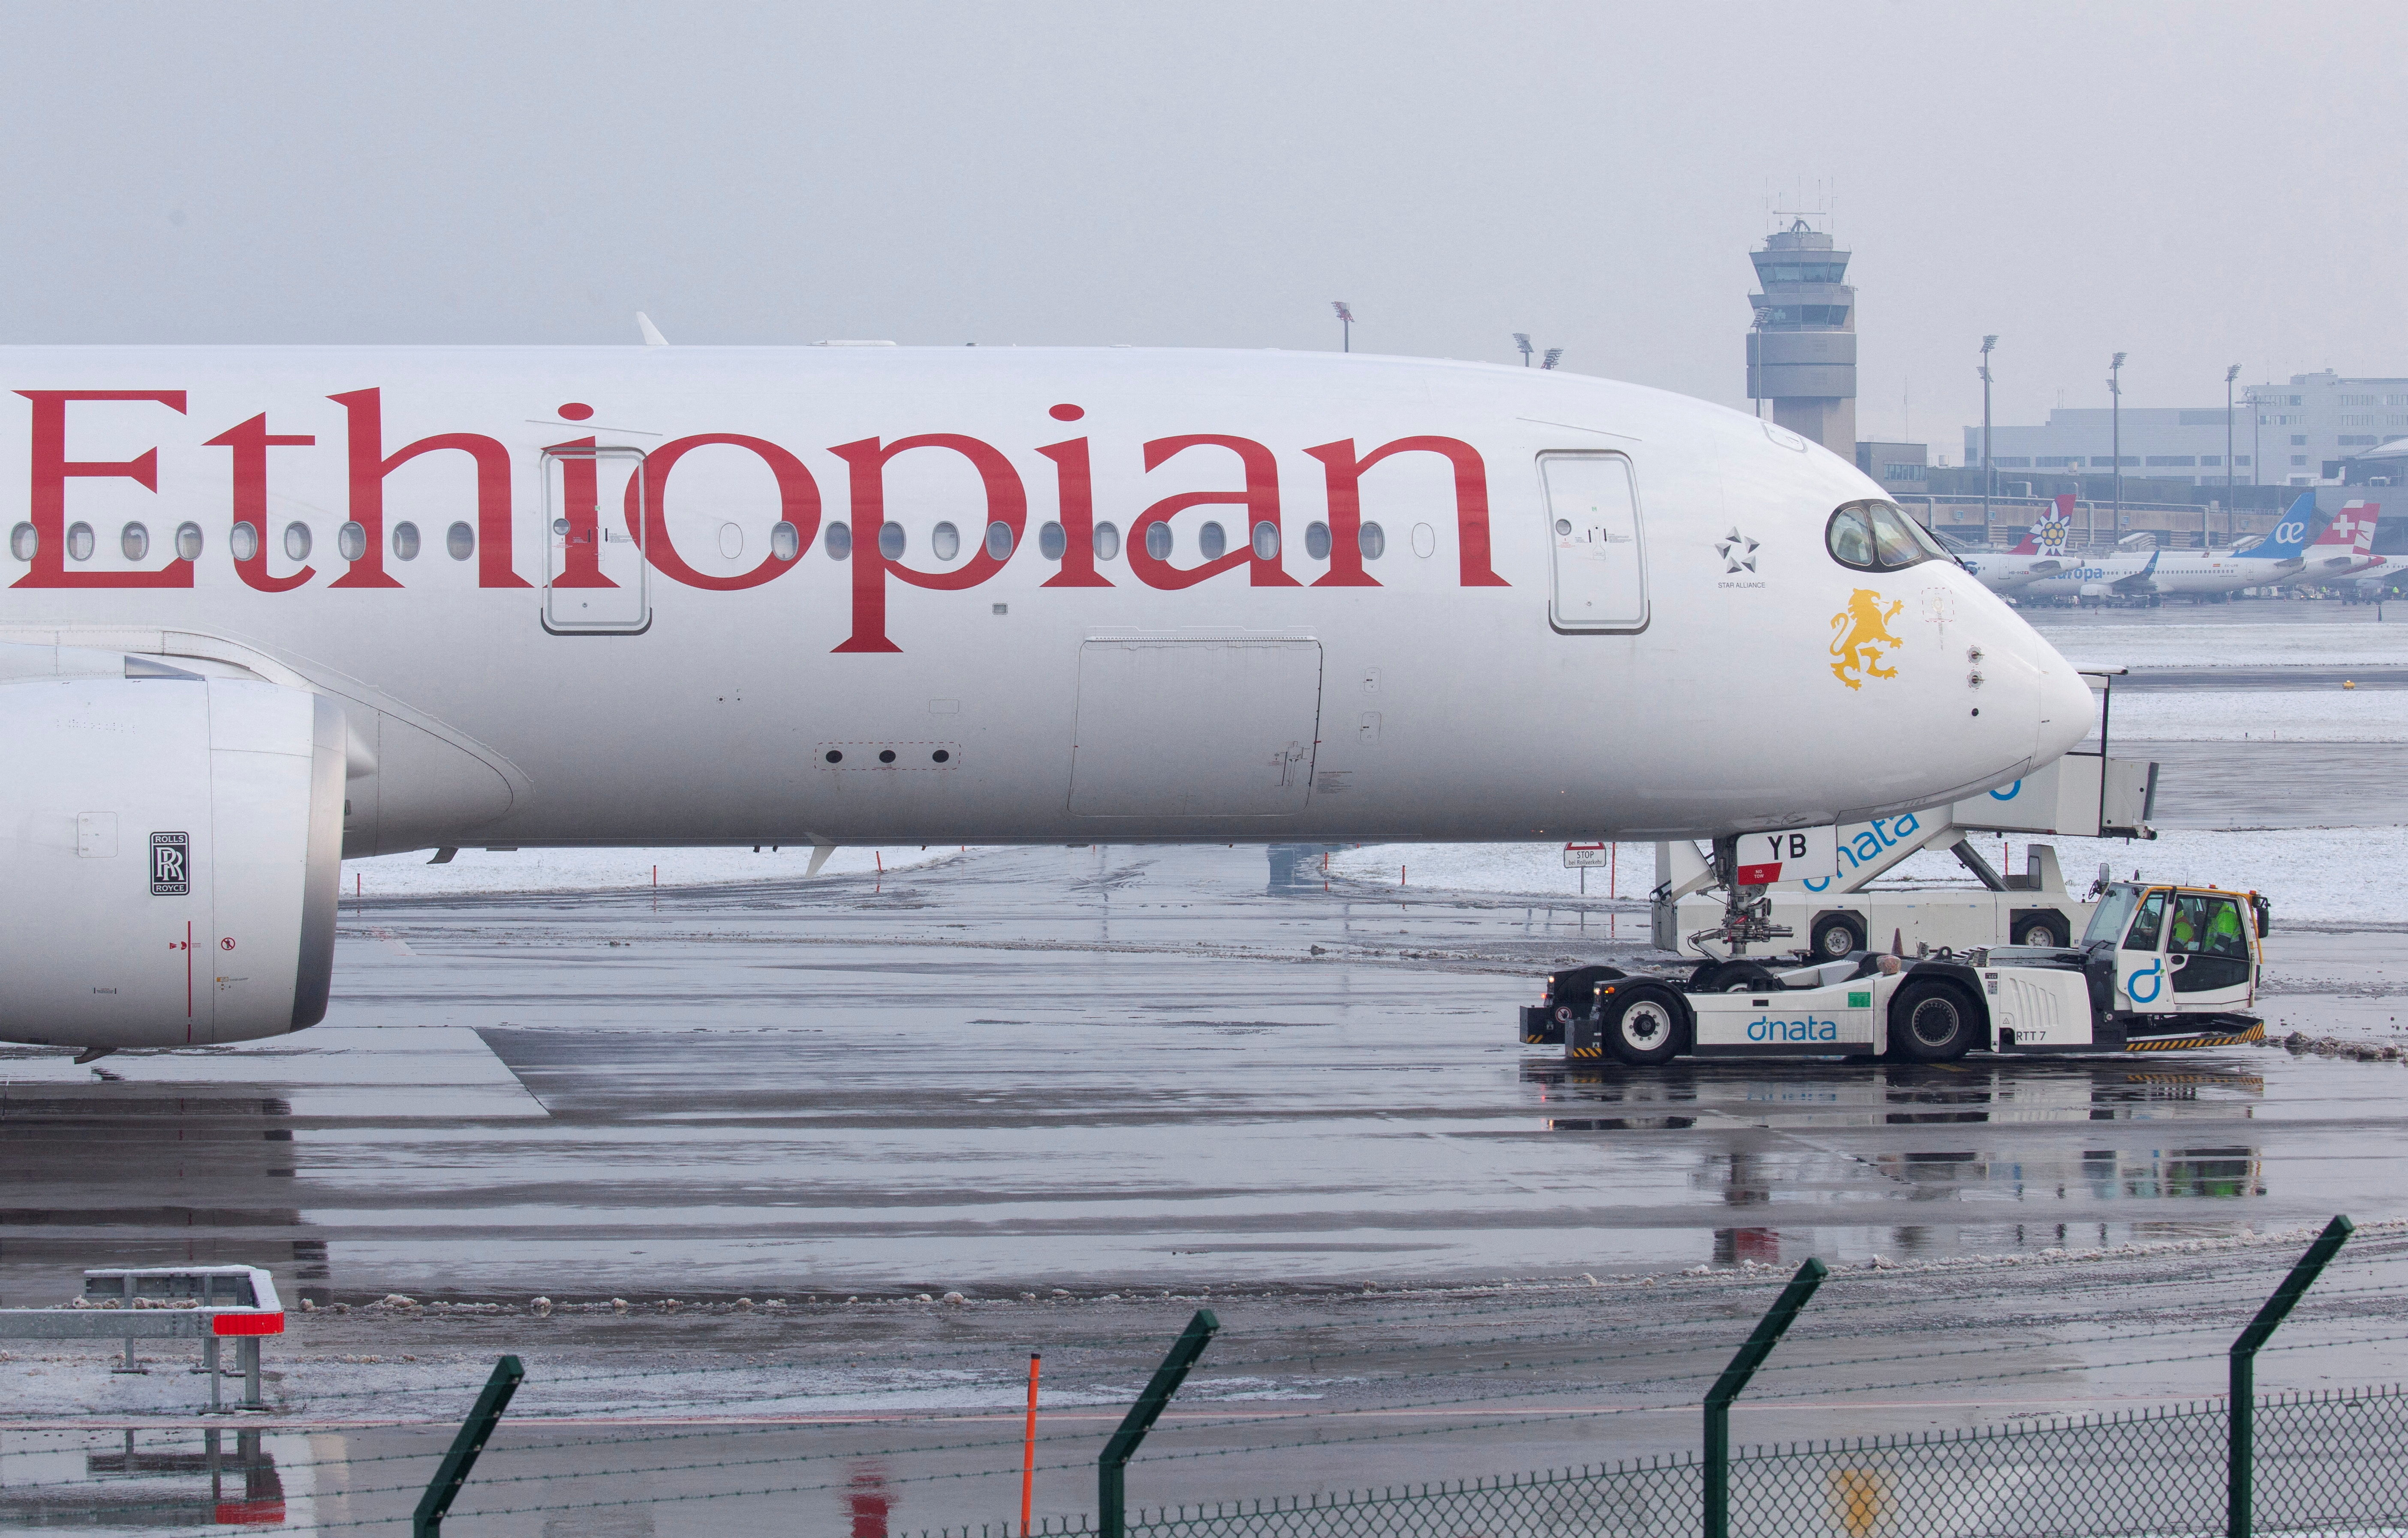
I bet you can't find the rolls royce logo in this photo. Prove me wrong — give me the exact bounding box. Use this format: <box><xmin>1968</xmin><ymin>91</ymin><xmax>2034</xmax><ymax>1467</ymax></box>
<box><xmin>150</xmin><ymin>832</ymin><xmax>190</xmax><ymax>896</ymax></box>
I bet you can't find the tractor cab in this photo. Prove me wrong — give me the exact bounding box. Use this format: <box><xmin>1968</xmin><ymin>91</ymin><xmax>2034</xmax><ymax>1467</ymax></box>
<box><xmin>2083</xmin><ymin>881</ymin><xmax>2266</xmax><ymax>1019</ymax></box>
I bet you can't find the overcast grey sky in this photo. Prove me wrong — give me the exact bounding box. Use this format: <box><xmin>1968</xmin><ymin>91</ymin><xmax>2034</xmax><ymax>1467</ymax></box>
<box><xmin>2</xmin><ymin>2</ymin><xmax>2398</xmax><ymax>452</ymax></box>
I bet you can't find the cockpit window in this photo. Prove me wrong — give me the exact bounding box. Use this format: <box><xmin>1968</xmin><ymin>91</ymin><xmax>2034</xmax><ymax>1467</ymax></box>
<box><xmin>1827</xmin><ymin>500</ymin><xmax>1945</xmax><ymax>573</ymax></box>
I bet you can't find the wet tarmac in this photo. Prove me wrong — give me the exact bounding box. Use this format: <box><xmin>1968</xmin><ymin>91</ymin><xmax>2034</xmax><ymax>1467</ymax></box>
<box><xmin>4</xmin><ymin>843</ymin><xmax>2403</xmax><ymax>1315</ymax></box>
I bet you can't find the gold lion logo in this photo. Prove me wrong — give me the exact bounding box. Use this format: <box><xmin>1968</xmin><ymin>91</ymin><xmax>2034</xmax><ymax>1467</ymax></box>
<box><xmin>1829</xmin><ymin>589</ymin><xmax>1904</xmax><ymax>690</ymax></box>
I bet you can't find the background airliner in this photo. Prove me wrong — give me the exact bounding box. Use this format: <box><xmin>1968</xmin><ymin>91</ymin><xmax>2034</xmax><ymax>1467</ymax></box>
<box><xmin>0</xmin><ymin>346</ymin><xmax>2092</xmax><ymax>1052</ymax></box>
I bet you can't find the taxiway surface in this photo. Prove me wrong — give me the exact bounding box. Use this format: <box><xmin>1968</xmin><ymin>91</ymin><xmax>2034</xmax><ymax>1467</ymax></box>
<box><xmin>3</xmin><ymin>843</ymin><xmax>2401</xmax><ymax>1310</ymax></box>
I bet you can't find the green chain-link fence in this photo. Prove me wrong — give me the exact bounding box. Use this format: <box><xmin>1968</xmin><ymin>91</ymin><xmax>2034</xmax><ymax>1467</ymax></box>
<box><xmin>1078</xmin><ymin>1383</ymin><xmax>2408</xmax><ymax>1538</ymax></box>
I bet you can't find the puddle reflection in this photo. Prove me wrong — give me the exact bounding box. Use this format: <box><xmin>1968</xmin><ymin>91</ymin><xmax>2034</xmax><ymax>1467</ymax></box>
<box><xmin>0</xmin><ymin>1427</ymin><xmax>285</xmax><ymax>1529</ymax></box>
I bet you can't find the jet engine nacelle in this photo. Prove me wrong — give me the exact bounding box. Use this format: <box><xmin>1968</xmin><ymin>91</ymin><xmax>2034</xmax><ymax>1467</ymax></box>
<box><xmin>0</xmin><ymin>669</ymin><xmax>343</xmax><ymax>1051</ymax></box>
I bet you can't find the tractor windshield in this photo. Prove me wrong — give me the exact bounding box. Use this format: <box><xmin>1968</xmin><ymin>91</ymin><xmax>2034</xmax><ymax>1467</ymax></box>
<box><xmin>2083</xmin><ymin>883</ymin><xmax>2142</xmax><ymax>947</ymax></box>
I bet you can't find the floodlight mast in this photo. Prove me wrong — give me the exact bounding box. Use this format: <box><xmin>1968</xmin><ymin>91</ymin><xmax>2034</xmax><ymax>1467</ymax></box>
<box><xmin>1331</xmin><ymin>302</ymin><xmax>1354</xmax><ymax>353</ymax></box>
<box><xmin>1979</xmin><ymin>335</ymin><xmax>1998</xmax><ymax>541</ymax></box>
<box><xmin>1541</xmin><ymin>348</ymin><xmax>1563</xmax><ymax>371</ymax></box>
<box><xmin>1514</xmin><ymin>333</ymin><xmax>1533</xmax><ymax>366</ymax></box>
<box><xmin>2225</xmin><ymin>363</ymin><xmax>2241</xmax><ymax>537</ymax></box>
<box><xmin>2109</xmin><ymin>352</ymin><xmax>2127</xmax><ymax>532</ymax></box>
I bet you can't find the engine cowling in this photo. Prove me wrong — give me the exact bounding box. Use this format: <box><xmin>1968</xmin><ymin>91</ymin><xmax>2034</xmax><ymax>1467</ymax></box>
<box><xmin>0</xmin><ymin>667</ymin><xmax>343</xmax><ymax>1050</ymax></box>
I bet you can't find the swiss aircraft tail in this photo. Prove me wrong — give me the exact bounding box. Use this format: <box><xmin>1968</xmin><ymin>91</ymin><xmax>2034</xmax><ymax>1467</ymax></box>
<box><xmin>2237</xmin><ymin>494</ymin><xmax>2321</xmax><ymax>561</ymax></box>
<box><xmin>2320</xmin><ymin>501</ymin><xmax>2381</xmax><ymax>552</ymax></box>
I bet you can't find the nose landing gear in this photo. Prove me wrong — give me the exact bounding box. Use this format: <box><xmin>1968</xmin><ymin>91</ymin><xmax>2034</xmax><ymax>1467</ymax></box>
<box><xmin>1684</xmin><ymin>834</ymin><xmax>1795</xmax><ymax>956</ymax></box>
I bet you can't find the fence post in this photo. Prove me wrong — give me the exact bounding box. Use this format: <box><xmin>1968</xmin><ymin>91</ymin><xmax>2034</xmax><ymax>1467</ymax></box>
<box><xmin>1099</xmin><ymin>1310</ymin><xmax>1219</xmax><ymax>1538</ymax></box>
<box><xmin>2228</xmin><ymin>1215</ymin><xmax>2353</xmax><ymax>1538</ymax></box>
<box><xmin>413</xmin><ymin>1355</ymin><xmax>526</xmax><ymax>1538</ymax></box>
<box><xmin>1704</xmin><ymin>1258</ymin><xmax>1827</xmax><ymax>1538</ymax></box>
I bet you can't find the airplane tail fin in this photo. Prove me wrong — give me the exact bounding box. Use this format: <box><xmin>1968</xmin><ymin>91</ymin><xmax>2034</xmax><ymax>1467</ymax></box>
<box><xmin>2016</xmin><ymin>494</ymin><xmax>2077</xmax><ymax>555</ymax></box>
<box><xmin>2238</xmin><ymin>493</ymin><xmax>2321</xmax><ymax>560</ymax></box>
<box><xmin>2324</xmin><ymin>501</ymin><xmax>2382</xmax><ymax>552</ymax></box>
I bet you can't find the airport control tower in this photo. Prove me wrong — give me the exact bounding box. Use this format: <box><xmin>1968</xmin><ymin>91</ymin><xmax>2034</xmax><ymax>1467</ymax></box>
<box><xmin>1745</xmin><ymin>217</ymin><xmax>1857</xmax><ymax>457</ymax></box>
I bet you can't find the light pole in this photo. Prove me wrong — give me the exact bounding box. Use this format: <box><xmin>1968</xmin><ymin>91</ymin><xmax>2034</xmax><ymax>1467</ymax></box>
<box><xmin>2109</xmin><ymin>352</ymin><xmax>2127</xmax><ymax>536</ymax></box>
<box><xmin>1514</xmin><ymin>332</ymin><xmax>1533</xmax><ymax>366</ymax></box>
<box><xmin>1979</xmin><ymin>335</ymin><xmax>1998</xmax><ymax>542</ymax></box>
<box><xmin>1542</xmin><ymin>348</ymin><xmax>1563</xmax><ymax>370</ymax></box>
<box><xmin>1332</xmin><ymin>302</ymin><xmax>1354</xmax><ymax>353</ymax></box>
<box><xmin>2225</xmin><ymin>364</ymin><xmax>2240</xmax><ymax>543</ymax></box>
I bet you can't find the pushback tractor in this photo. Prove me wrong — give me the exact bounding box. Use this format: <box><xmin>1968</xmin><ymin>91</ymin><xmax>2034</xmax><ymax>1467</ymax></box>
<box><xmin>1520</xmin><ymin>880</ymin><xmax>2270</xmax><ymax>1064</ymax></box>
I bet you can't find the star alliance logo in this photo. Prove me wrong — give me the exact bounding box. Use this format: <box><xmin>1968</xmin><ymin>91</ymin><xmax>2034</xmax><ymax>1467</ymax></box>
<box><xmin>1716</xmin><ymin>527</ymin><xmax>1760</xmax><ymax>573</ymax></box>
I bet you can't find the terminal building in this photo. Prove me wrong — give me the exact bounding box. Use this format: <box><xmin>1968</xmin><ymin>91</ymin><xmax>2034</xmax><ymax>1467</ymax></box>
<box><xmin>1966</xmin><ymin>371</ymin><xmax>2408</xmax><ymax>490</ymax></box>
<box><xmin>1745</xmin><ymin>218</ymin><xmax>1856</xmax><ymax>457</ymax></box>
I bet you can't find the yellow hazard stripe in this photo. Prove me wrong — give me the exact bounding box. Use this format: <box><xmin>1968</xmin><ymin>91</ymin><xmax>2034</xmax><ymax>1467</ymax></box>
<box><xmin>2127</xmin><ymin>1022</ymin><xmax>2265</xmax><ymax>1052</ymax></box>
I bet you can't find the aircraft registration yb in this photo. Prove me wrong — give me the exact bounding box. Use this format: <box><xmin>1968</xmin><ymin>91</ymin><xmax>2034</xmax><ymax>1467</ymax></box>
<box><xmin>0</xmin><ymin>344</ymin><xmax>2092</xmax><ymax>1050</ymax></box>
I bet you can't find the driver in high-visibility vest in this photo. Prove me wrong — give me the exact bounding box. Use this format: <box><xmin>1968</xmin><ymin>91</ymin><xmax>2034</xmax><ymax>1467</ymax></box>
<box><xmin>2206</xmin><ymin>899</ymin><xmax>2247</xmax><ymax>956</ymax></box>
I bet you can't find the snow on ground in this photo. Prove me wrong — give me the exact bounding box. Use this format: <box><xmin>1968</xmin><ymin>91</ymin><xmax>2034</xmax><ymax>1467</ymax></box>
<box><xmin>341</xmin><ymin>843</ymin><xmax>973</xmax><ymax>897</ymax></box>
<box><xmin>1330</xmin><ymin>828</ymin><xmax>2408</xmax><ymax>925</ymax></box>
<box><xmin>2084</xmin><ymin>687</ymin><xmax>2408</xmax><ymax>742</ymax></box>
<box><xmin>2025</xmin><ymin>603</ymin><xmax>2408</xmax><ymax>669</ymax></box>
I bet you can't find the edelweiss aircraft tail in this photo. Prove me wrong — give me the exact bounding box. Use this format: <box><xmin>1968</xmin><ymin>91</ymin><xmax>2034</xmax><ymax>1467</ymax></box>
<box><xmin>2008</xmin><ymin>494</ymin><xmax>2077</xmax><ymax>555</ymax></box>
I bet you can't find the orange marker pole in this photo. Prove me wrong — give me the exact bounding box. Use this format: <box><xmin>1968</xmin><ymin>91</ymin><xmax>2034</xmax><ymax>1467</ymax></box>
<box><xmin>1021</xmin><ymin>1352</ymin><xmax>1041</xmax><ymax>1536</ymax></box>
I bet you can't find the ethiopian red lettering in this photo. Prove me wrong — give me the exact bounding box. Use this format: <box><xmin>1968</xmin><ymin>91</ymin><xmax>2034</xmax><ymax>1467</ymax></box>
<box><xmin>1128</xmin><ymin>435</ymin><xmax>1297</xmax><ymax>591</ymax></box>
<box><xmin>1035</xmin><ymin>434</ymin><xmax>1110</xmax><ymax>588</ymax></box>
<box><xmin>546</xmin><ymin>437</ymin><xmax>613</xmax><ymax>589</ymax></box>
<box><xmin>326</xmin><ymin>388</ymin><xmax>526</xmax><ymax>589</ymax></box>
<box><xmin>624</xmin><ymin>434</ymin><xmax>821</xmax><ymax>591</ymax></box>
<box><xmin>11</xmin><ymin>390</ymin><xmax>191</xmax><ymax>590</ymax></box>
<box><xmin>202</xmin><ymin>415</ymin><xmax>317</xmax><ymax>593</ymax></box>
<box><xmin>1305</xmin><ymin>437</ymin><xmax>1506</xmax><ymax>588</ymax></box>
<box><xmin>829</xmin><ymin>434</ymin><xmax>1026</xmax><ymax>652</ymax></box>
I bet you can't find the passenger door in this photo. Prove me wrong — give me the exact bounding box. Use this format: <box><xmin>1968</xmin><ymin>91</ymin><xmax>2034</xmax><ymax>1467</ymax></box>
<box><xmin>1540</xmin><ymin>453</ymin><xmax>1648</xmax><ymax>631</ymax></box>
<box><xmin>542</xmin><ymin>444</ymin><xmax>650</xmax><ymax>632</ymax></box>
<box><xmin>2167</xmin><ymin>891</ymin><xmax>2254</xmax><ymax>1010</ymax></box>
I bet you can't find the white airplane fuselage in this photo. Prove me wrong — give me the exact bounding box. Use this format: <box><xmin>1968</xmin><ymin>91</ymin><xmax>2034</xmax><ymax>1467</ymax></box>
<box><xmin>2</xmin><ymin>346</ymin><xmax>2091</xmax><ymax>853</ymax></box>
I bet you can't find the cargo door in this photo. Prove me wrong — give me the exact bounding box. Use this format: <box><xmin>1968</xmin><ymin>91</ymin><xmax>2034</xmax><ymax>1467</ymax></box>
<box><xmin>2166</xmin><ymin>891</ymin><xmax>2254</xmax><ymax>1010</ymax></box>
<box><xmin>542</xmin><ymin>444</ymin><xmax>650</xmax><ymax>632</ymax></box>
<box><xmin>1069</xmin><ymin>638</ymin><xmax>1321</xmax><ymax>817</ymax></box>
<box><xmin>1541</xmin><ymin>452</ymin><xmax>1648</xmax><ymax>631</ymax></box>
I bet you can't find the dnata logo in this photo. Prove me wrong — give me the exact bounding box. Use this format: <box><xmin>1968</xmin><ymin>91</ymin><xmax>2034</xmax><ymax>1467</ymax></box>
<box><xmin>1749</xmin><ymin>1015</ymin><xmax>1840</xmax><ymax>1043</ymax></box>
<box><xmin>2126</xmin><ymin>958</ymin><xmax>2164</xmax><ymax>1004</ymax></box>
<box><xmin>1803</xmin><ymin>812</ymin><xmax>1923</xmax><ymax>893</ymax></box>
<box><xmin>2274</xmin><ymin>520</ymin><xmax>2308</xmax><ymax>545</ymax></box>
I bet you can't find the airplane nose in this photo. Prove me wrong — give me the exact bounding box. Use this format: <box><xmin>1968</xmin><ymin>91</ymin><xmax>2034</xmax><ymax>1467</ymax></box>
<box><xmin>2029</xmin><ymin>637</ymin><xmax>2094</xmax><ymax>766</ymax></box>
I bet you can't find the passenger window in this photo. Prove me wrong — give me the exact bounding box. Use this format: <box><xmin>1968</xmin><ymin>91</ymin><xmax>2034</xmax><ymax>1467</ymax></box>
<box><xmin>985</xmin><ymin>520</ymin><xmax>1014</xmax><ymax>559</ymax></box>
<box><xmin>2123</xmin><ymin>890</ymin><xmax>2167</xmax><ymax>950</ymax></box>
<box><xmin>392</xmin><ymin>521</ymin><xmax>421</xmax><ymax>561</ymax></box>
<box><xmin>68</xmin><ymin>522</ymin><xmax>94</xmax><ymax>561</ymax></box>
<box><xmin>1360</xmin><ymin>521</ymin><xmax>1386</xmax><ymax>560</ymax></box>
<box><xmin>771</xmin><ymin>520</ymin><xmax>800</xmax><ymax>561</ymax></box>
<box><xmin>445</xmin><ymin>521</ymin><xmax>475</xmax><ymax>561</ymax></box>
<box><xmin>121</xmin><ymin>522</ymin><xmax>149</xmax><ymax>560</ymax></box>
<box><xmin>824</xmin><ymin>521</ymin><xmax>852</xmax><ymax>560</ymax></box>
<box><xmin>879</xmin><ymin>521</ymin><xmax>906</xmax><ymax>559</ymax></box>
<box><xmin>232</xmin><ymin>522</ymin><xmax>260</xmax><ymax>562</ymax></box>
<box><xmin>931</xmin><ymin>521</ymin><xmax>960</xmax><ymax>561</ymax></box>
<box><xmin>1038</xmin><ymin>521</ymin><xmax>1066</xmax><ymax>561</ymax></box>
<box><xmin>1093</xmin><ymin>520</ymin><xmax>1121</xmax><ymax>561</ymax></box>
<box><xmin>337</xmin><ymin>521</ymin><xmax>367</xmax><ymax>562</ymax></box>
<box><xmin>1305</xmin><ymin>521</ymin><xmax>1331</xmax><ymax>561</ymax></box>
<box><xmin>175</xmin><ymin>523</ymin><xmax>203</xmax><ymax>561</ymax></box>
<box><xmin>1198</xmin><ymin>521</ymin><xmax>1227</xmax><ymax>560</ymax></box>
<box><xmin>284</xmin><ymin>523</ymin><xmax>312</xmax><ymax>561</ymax></box>
<box><xmin>1252</xmin><ymin>520</ymin><xmax>1279</xmax><ymax>560</ymax></box>
<box><xmin>1144</xmin><ymin>522</ymin><xmax>1173</xmax><ymax>560</ymax></box>
<box><xmin>9</xmin><ymin>522</ymin><xmax>33</xmax><ymax>561</ymax></box>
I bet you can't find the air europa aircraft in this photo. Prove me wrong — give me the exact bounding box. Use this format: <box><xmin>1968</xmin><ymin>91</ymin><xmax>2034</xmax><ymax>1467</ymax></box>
<box><xmin>0</xmin><ymin>344</ymin><xmax>2094</xmax><ymax>1053</ymax></box>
